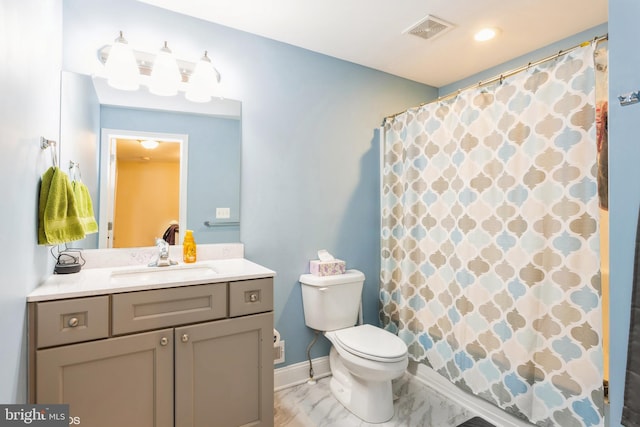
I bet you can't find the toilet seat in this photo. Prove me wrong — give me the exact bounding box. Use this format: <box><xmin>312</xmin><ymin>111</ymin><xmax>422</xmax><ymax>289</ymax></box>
<box><xmin>329</xmin><ymin>324</ymin><xmax>407</xmax><ymax>363</ymax></box>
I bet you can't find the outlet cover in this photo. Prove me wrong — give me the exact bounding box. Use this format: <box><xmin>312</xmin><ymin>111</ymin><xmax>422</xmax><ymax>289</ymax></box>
<box><xmin>274</xmin><ymin>340</ymin><xmax>285</xmax><ymax>364</ymax></box>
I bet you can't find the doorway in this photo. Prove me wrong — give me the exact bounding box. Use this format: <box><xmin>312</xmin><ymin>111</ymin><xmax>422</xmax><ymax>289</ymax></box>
<box><xmin>98</xmin><ymin>129</ymin><xmax>188</xmax><ymax>248</ymax></box>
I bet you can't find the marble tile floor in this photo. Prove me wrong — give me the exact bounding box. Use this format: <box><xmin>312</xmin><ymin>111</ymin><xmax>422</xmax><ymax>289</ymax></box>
<box><xmin>274</xmin><ymin>373</ymin><xmax>476</xmax><ymax>427</ymax></box>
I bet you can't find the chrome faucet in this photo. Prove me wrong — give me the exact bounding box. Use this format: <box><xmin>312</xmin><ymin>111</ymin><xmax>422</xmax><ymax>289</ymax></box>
<box><xmin>149</xmin><ymin>238</ymin><xmax>177</xmax><ymax>267</ymax></box>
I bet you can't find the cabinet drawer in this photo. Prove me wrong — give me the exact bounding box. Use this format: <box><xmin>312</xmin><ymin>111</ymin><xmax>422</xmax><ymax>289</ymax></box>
<box><xmin>112</xmin><ymin>283</ymin><xmax>227</xmax><ymax>335</ymax></box>
<box><xmin>229</xmin><ymin>278</ymin><xmax>273</xmax><ymax>317</ymax></box>
<box><xmin>37</xmin><ymin>296</ymin><xmax>109</xmax><ymax>348</ymax></box>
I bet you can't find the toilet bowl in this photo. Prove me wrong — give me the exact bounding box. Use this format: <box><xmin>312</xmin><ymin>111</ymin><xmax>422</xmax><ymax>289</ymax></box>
<box><xmin>299</xmin><ymin>270</ymin><xmax>409</xmax><ymax>423</ymax></box>
<box><xmin>325</xmin><ymin>324</ymin><xmax>408</xmax><ymax>423</ymax></box>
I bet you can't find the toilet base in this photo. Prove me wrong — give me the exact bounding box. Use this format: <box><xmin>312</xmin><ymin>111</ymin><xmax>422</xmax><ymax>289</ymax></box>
<box><xmin>328</xmin><ymin>347</ymin><xmax>395</xmax><ymax>423</ymax></box>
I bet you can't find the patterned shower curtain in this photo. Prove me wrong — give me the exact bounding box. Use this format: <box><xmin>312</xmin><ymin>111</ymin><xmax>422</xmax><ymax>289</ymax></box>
<box><xmin>380</xmin><ymin>45</ymin><xmax>604</xmax><ymax>426</ymax></box>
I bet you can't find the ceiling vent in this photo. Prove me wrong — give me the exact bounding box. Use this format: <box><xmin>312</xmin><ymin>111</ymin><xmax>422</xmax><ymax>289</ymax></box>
<box><xmin>405</xmin><ymin>15</ymin><xmax>454</xmax><ymax>41</ymax></box>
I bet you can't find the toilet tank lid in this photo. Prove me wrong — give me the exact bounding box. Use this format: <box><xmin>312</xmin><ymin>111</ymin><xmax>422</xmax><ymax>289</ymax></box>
<box><xmin>299</xmin><ymin>270</ymin><xmax>364</xmax><ymax>286</ymax></box>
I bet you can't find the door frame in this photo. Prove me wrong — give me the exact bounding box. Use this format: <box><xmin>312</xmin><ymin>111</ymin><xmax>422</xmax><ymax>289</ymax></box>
<box><xmin>98</xmin><ymin>128</ymin><xmax>188</xmax><ymax>248</ymax></box>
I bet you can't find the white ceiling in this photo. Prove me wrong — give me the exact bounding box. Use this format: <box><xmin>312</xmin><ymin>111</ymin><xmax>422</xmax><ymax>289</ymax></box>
<box><xmin>138</xmin><ymin>0</ymin><xmax>607</xmax><ymax>88</ymax></box>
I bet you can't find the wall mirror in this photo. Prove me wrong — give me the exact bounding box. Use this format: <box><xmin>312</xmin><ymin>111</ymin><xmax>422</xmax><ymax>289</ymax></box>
<box><xmin>59</xmin><ymin>71</ymin><xmax>242</xmax><ymax>249</ymax></box>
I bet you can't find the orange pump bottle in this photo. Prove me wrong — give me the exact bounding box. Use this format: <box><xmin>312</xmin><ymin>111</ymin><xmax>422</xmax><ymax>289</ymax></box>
<box><xmin>183</xmin><ymin>230</ymin><xmax>197</xmax><ymax>263</ymax></box>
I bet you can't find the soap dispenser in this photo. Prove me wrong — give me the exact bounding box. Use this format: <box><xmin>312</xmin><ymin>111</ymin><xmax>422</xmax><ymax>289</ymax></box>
<box><xmin>183</xmin><ymin>230</ymin><xmax>197</xmax><ymax>263</ymax></box>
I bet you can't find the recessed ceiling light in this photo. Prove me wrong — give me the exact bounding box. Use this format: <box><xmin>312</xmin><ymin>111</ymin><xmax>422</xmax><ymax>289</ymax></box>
<box><xmin>140</xmin><ymin>139</ymin><xmax>159</xmax><ymax>149</ymax></box>
<box><xmin>474</xmin><ymin>28</ymin><xmax>498</xmax><ymax>42</ymax></box>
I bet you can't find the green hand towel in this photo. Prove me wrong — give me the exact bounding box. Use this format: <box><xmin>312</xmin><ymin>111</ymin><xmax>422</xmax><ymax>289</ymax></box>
<box><xmin>73</xmin><ymin>180</ymin><xmax>98</xmax><ymax>234</ymax></box>
<box><xmin>38</xmin><ymin>167</ymin><xmax>86</xmax><ymax>245</ymax></box>
<box><xmin>37</xmin><ymin>167</ymin><xmax>55</xmax><ymax>245</ymax></box>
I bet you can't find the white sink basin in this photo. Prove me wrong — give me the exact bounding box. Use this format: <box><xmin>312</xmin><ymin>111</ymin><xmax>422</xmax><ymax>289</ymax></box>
<box><xmin>110</xmin><ymin>263</ymin><xmax>218</xmax><ymax>286</ymax></box>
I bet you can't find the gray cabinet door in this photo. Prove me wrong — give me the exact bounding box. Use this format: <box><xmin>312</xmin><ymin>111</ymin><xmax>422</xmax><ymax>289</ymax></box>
<box><xmin>175</xmin><ymin>312</ymin><xmax>274</xmax><ymax>427</ymax></box>
<box><xmin>36</xmin><ymin>329</ymin><xmax>174</xmax><ymax>427</ymax></box>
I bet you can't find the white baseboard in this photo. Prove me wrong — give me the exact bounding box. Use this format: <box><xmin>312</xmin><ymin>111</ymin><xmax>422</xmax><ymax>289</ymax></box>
<box><xmin>274</xmin><ymin>356</ymin><xmax>331</xmax><ymax>391</ymax></box>
<box><xmin>409</xmin><ymin>362</ymin><xmax>534</xmax><ymax>427</ymax></box>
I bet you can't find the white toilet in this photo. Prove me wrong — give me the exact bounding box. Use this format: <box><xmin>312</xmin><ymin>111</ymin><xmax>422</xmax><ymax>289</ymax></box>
<box><xmin>299</xmin><ymin>270</ymin><xmax>408</xmax><ymax>423</ymax></box>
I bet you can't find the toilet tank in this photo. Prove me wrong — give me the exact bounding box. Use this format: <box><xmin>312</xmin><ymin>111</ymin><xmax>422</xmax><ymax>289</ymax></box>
<box><xmin>299</xmin><ymin>270</ymin><xmax>365</xmax><ymax>331</ymax></box>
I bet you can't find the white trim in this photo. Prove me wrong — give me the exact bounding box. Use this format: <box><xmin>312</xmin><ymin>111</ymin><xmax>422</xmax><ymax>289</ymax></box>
<box><xmin>409</xmin><ymin>362</ymin><xmax>534</xmax><ymax>427</ymax></box>
<box><xmin>274</xmin><ymin>356</ymin><xmax>331</xmax><ymax>392</ymax></box>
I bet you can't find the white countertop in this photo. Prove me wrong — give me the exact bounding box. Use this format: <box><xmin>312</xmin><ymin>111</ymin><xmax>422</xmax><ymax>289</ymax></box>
<box><xmin>28</xmin><ymin>258</ymin><xmax>276</xmax><ymax>302</ymax></box>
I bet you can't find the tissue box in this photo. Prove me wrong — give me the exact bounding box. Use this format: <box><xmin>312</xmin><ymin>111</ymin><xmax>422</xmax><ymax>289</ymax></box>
<box><xmin>310</xmin><ymin>259</ymin><xmax>346</xmax><ymax>276</ymax></box>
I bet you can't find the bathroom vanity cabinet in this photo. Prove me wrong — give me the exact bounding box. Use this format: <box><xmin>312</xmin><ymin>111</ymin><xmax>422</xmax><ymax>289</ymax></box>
<box><xmin>28</xmin><ymin>277</ymin><xmax>274</xmax><ymax>427</ymax></box>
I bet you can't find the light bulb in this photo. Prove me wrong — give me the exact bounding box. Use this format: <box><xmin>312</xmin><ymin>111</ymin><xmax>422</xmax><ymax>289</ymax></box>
<box><xmin>474</xmin><ymin>28</ymin><xmax>499</xmax><ymax>42</ymax></box>
<box><xmin>149</xmin><ymin>41</ymin><xmax>181</xmax><ymax>96</ymax></box>
<box><xmin>104</xmin><ymin>31</ymin><xmax>139</xmax><ymax>91</ymax></box>
<box><xmin>186</xmin><ymin>51</ymin><xmax>219</xmax><ymax>103</ymax></box>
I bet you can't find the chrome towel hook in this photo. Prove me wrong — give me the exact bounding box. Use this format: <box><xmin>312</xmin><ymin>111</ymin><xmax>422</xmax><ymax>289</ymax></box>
<box><xmin>40</xmin><ymin>137</ymin><xmax>58</xmax><ymax>167</ymax></box>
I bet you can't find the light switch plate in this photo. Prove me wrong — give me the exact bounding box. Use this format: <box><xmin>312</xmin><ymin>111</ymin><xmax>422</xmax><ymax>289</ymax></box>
<box><xmin>216</xmin><ymin>208</ymin><xmax>231</xmax><ymax>219</ymax></box>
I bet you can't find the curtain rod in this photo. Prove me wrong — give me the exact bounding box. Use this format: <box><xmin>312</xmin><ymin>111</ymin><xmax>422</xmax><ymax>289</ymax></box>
<box><xmin>384</xmin><ymin>33</ymin><xmax>608</xmax><ymax>123</ymax></box>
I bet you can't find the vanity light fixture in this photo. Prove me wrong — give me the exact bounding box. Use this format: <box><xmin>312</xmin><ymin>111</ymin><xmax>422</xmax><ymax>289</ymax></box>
<box><xmin>140</xmin><ymin>139</ymin><xmax>160</xmax><ymax>149</ymax></box>
<box><xmin>98</xmin><ymin>32</ymin><xmax>222</xmax><ymax>102</ymax></box>
<box><xmin>474</xmin><ymin>27</ymin><xmax>499</xmax><ymax>42</ymax></box>
<box><xmin>185</xmin><ymin>51</ymin><xmax>220</xmax><ymax>103</ymax></box>
<box><xmin>103</xmin><ymin>31</ymin><xmax>139</xmax><ymax>91</ymax></box>
<box><xmin>149</xmin><ymin>41</ymin><xmax>181</xmax><ymax>97</ymax></box>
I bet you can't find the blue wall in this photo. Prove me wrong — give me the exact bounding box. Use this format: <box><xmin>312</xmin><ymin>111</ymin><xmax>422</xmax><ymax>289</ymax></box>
<box><xmin>608</xmin><ymin>1</ymin><xmax>640</xmax><ymax>425</ymax></box>
<box><xmin>64</xmin><ymin>0</ymin><xmax>438</xmax><ymax>369</ymax></box>
<box><xmin>100</xmin><ymin>106</ymin><xmax>242</xmax><ymax>243</ymax></box>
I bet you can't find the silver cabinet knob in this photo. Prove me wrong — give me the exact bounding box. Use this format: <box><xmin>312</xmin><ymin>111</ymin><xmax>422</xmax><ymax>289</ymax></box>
<box><xmin>249</xmin><ymin>293</ymin><xmax>258</xmax><ymax>302</ymax></box>
<box><xmin>68</xmin><ymin>317</ymin><xmax>79</xmax><ymax>328</ymax></box>
<box><xmin>160</xmin><ymin>337</ymin><xmax>169</xmax><ymax>346</ymax></box>
<box><xmin>181</xmin><ymin>334</ymin><xmax>189</xmax><ymax>343</ymax></box>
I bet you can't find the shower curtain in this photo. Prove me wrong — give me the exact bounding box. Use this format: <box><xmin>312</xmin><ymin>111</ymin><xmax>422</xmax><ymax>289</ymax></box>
<box><xmin>380</xmin><ymin>45</ymin><xmax>604</xmax><ymax>426</ymax></box>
